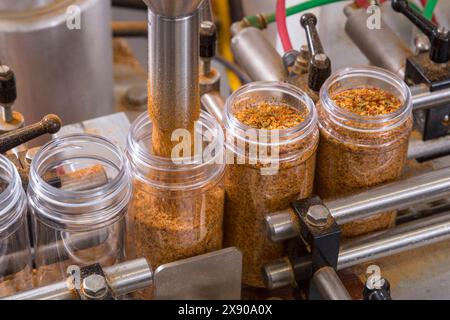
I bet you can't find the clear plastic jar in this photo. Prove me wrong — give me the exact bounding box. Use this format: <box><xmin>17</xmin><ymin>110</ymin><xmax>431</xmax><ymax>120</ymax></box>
<box><xmin>0</xmin><ymin>154</ymin><xmax>33</xmax><ymax>297</ymax></box>
<box><xmin>28</xmin><ymin>134</ymin><xmax>132</xmax><ymax>286</ymax></box>
<box><xmin>315</xmin><ymin>67</ymin><xmax>413</xmax><ymax>237</ymax></box>
<box><xmin>223</xmin><ymin>82</ymin><xmax>319</xmax><ymax>288</ymax></box>
<box><xmin>126</xmin><ymin>111</ymin><xmax>225</xmax><ymax>279</ymax></box>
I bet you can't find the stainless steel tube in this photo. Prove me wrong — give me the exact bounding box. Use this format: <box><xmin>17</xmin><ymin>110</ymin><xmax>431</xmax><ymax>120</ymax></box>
<box><xmin>327</xmin><ymin>167</ymin><xmax>450</xmax><ymax>225</ymax></box>
<box><xmin>413</xmin><ymin>88</ymin><xmax>450</xmax><ymax>111</ymax></box>
<box><xmin>201</xmin><ymin>91</ymin><xmax>225</xmax><ymax>123</ymax></box>
<box><xmin>3</xmin><ymin>258</ymin><xmax>153</xmax><ymax>300</ymax></box>
<box><xmin>313</xmin><ymin>267</ymin><xmax>352</xmax><ymax>300</ymax></box>
<box><xmin>144</xmin><ymin>0</ymin><xmax>203</xmax><ymax>152</ymax></box>
<box><xmin>344</xmin><ymin>5</ymin><xmax>412</xmax><ymax>79</ymax></box>
<box><xmin>231</xmin><ymin>27</ymin><xmax>287</xmax><ymax>82</ymax></box>
<box><xmin>408</xmin><ymin>135</ymin><xmax>450</xmax><ymax>159</ymax></box>
<box><xmin>338</xmin><ymin>212</ymin><xmax>450</xmax><ymax>270</ymax></box>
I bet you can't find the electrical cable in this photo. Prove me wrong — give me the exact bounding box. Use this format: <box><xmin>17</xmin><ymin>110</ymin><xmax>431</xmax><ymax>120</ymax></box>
<box><xmin>244</xmin><ymin>0</ymin><xmax>426</xmax><ymax>29</ymax></box>
<box><xmin>423</xmin><ymin>0</ymin><xmax>439</xmax><ymax>21</ymax></box>
<box><xmin>213</xmin><ymin>56</ymin><xmax>252</xmax><ymax>84</ymax></box>
<box><xmin>276</xmin><ymin>0</ymin><xmax>294</xmax><ymax>53</ymax></box>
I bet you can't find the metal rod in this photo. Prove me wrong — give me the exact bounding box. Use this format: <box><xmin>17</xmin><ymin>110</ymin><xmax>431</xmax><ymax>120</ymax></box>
<box><xmin>337</xmin><ymin>212</ymin><xmax>450</xmax><ymax>270</ymax></box>
<box><xmin>201</xmin><ymin>91</ymin><xmax>225</xmax><ymax>123</ymax></box>
<box><xmin>313</xmin><ymin>266</ymin><xmax>352</xmax><ymax>300</ymax></box>
<box><xmin>408</xmin><ymin>135</ymin><xmax>450</xmax><ymax>159</ymax></box>
<box><xmin>327</xmin><ymin>167</ymin><xmax>450</xmax><ymax>225</ymax></box>
<box><xmin>3</xmin><ymin>258</ymin><xmax>153</xmax><ymax>300</ymax></box>
<box><xmin>413</xmin><ymin>88</ymin><xmax>450</xmax><ymax>111</ymax></box>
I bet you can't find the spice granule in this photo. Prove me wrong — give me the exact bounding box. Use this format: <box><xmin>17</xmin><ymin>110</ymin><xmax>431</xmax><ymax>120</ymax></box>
<box><xmin>235</xmin><ymin>104</ymin><xmax>304</xmax><ymax>130</ymax></box>
<box><xmin>332</xmin><ymin>88</ymin><xmax>401</xmax><ymax>116</ymax></box>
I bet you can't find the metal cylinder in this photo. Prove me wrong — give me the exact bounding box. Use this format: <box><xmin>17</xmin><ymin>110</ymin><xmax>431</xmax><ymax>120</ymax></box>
<box><xmin>408</xmin><ymin>135</ymin><xmax>450</xmax><ymax>160</ymax></box>
<box><xmin>344</xmin><ymin>5</ymin><xmax>412</xmax><ymax>79</ymax></box>
<box><xmin>413</xmin><ymin>88</ymin><xmax>450</xmax><ymax>111</ymax></box>
<box><xmin>0</xmin><ymin>0</ymin><xmax>113</xmax><ymax>127</ymax></box>
<box><xmin>328</xmin><ymin>167</ymin><xmax>450</xmax><ymax>225</ymax></box>
<box><xmin>145</xmin><ymin>0</ymin><xmax>203</xmax><ymax>154</ymax></box>
<box><xmin>338</xmin><ymin>212</ymin><xmax>450</xmax><ymax>270</ymax></box>
<box><xmin>231</xmin><ymin>27</ymin><xmax>287</xmax><ymax>82</ymax></box>
<box><xmin>265</xmin><ymin>167</ymin><xmax>450</xmax><ymax>242</ymax></box>
<box><xmin>313</xmin><ymin>267</ymin><xmax>352</xmax><ymax>300</ymax></box>
<box><xmin>201</xmin><ymin>91</ymin><xmax>225</xmax><ymax>123</ymax></box>
<box><xmin>262</xmin><ymin>258</ymin><xmax>295</xmax><ymax>290</ymax></box>
<box><xmin>3</xmin><ymin>258</ymin><xmax>153</xmax><ymax>300</ymax></box>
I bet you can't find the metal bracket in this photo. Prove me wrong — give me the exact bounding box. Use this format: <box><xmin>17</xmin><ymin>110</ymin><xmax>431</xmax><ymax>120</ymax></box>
<box><xmin>75</xmin><ymin>263</ymin><xmax>116</xmax><ymax>300</ymax></box>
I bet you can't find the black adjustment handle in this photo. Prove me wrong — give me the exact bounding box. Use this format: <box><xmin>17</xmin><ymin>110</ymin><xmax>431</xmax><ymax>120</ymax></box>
<box><xmin>392</xmin><ymin>0</ymin><xmax>450</xmax><ymax>63</ymax></box>
<box><xmin>300</xmin><ymin>13</ymin><xmax>331</xmax><ymax>92</ymax></box>
<box><xmin>363</xmin><ymin>278</ymin><xmax>392</xmax><ymax>301</ymax></box>
<box><xmin>0</xmin><ymin>114</ymin><xmax>62</xmax><ymax>153</ymax></box>
<box><xmin>0</xmin><ymin>65</ymin><xmax>17</xmax><ymax>104</ymax></box>
<box><xmin>200</xmin><ymin>21</ymin><xmax>217</xmax><ymax>59</ymax></box>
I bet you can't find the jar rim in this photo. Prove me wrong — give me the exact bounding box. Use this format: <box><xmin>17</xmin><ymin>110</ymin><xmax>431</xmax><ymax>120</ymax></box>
<box><xmin>127</xmin><ymin>111</ymin><xmax>225</xmax><ymax>191</ymax></box>
<box><xmin>0</xmin><ymin>154</ymin><xmax>26</xmax><ymax>235</ymax></box>
<box><xmin>320</xmin><ymin>66</ymin><xmax>412</xmax><ymax>132</ymax></box>
<box><xmin>28</xmin><ymin>134</ymin><xmax>131</xmax><ymax>230</ymax></box>
<box><xmin>224</xmin><ymin>81</ymin><xmax>318</xmax><ymax>138</ymax></box>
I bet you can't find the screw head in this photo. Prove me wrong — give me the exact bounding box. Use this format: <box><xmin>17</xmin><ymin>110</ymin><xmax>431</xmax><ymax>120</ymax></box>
<box><xmin>82</xmin><ymin>274</ymin><xmax>108</xmax><ymax>299</ymax></box>
<box><xmin>200</xmin><ymin>21</ymin><xmax>216</xmax><ymax>37</ymax></box>
<box><xmin>306</xmin><ymin>205</ymin><xmax>330</xmax><ymax>227</ymax></box>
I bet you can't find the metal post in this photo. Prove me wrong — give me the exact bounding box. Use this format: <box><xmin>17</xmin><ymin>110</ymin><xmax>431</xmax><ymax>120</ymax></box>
<box><xmin>313</xmin><ymin>267</ymin><xmax>352</xmax><ymax>300</ymax></box>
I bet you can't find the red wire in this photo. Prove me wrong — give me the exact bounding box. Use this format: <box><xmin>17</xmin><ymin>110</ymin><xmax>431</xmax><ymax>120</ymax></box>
<box><xmin>276</xmin><ymin>0</ymin><xmax>294</xmax><ymax>53</ymax></box>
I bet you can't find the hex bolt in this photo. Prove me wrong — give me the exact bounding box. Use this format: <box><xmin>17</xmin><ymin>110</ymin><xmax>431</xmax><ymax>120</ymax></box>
<box><xmin>82</xmin><ymin>274</ymin><xmax>108</xmax><ymax>299</ymax></box>
<box><xmin>306</xmin><ymin>205</ymin><xmax>330</xmax><ymax>227</ymax></box>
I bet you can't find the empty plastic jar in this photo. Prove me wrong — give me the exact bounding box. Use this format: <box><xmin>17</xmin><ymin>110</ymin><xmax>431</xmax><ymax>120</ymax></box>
<box><xmin>0</xmin><ymin>154</ymin><xmax>33</xmax><ymax>297</ymax></box>
<box><xmin>315</xmin><ymin>66</ymin><xmax>413</xmax><ymax>237</ymax></box>
<box><xmin>223</xmin><ymin>82</ymin><xmax>319</xmax><ymax>288</ymax></box>
<box><xmin>28</xmin><ymin>134</ymin><xmax>132</xmax><ymax>286</ymax></box>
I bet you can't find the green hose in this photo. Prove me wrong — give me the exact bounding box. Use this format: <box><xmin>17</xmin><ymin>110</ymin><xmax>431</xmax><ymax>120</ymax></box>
<box><xmin>244</xmin><ymin>0</ymin><xmax>425</xmax><ymax>29</ymax></box>
<box><xmin>423</xmin><ymin>0</ymin><xmax>439</xmax><ymax>20</ymax></box>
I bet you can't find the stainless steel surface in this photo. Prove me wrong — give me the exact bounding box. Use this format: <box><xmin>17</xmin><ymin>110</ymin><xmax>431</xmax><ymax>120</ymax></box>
<box><xmin>344</xmin><ymin>5</ymin><xmax>412</xmax><ymax>78</ymax></box>
<box><xmin>201</xmin><ymin>91</ymin><xmax>224</xmax><ymax>123</ymax></box>
<box><xmin>154</xmin><ymin>247</ymin><xmax>242</xmax><ymax>300</ymax></box>
<box><xmin>262</xmin><ymin>258</ymin><xmax>295</xmax><ymax>290</ymax></box>
<box><xmin>143</xmin><ymin>0</ymin><xmax>203</xmax><ymax>17</ymax></box>
<box><xmin>0</xmin><ymin>0</ymin><xmax>113</xmax><ymax>128</ymax></box>
<box><xmin>145</xmin><ymin>0</ymin><xmax>202</xmax><ymax>142</ymax></box>
<box><xmin>313</xmin><ymin>266</ymin><xmax>352</xmax><ymax>300</ymax></box>
<box><xmin>408</xmin><ymin>135</ymin><xmax>450</xmax><ymax>159</ymax></box>
<box><xmin>104</xmin><ymin>258</ymin><xmax>153</xmax><ymax>297</ymax></box>
<box><xmin>264</xmin><ymin>209</ymin><xmax>300</xmax><ymax>242</ymax></box>
<box><xmin>3</xmin><ymin>258</ymin><xmax>152</xmax><ymax>300</ymax></box>
<box><xmin>126</xmin><ymin>84</ymin><xmax>147</xmax><ymax>108</ymax></box>
<box><xmin>231</xmin><ymin>27</ymin><xmax>287</xmax><ymax>82</ymax></box>
<box><xmin>413</xmin><ymin>88</ymin><xmax>450</xmax><ymax>111</ymax></box>
<box><xmin>338</xmin><ymin>212</ymin><xmax>450</xmax><ymax>270</ymax></box>
<box><xmin>327</xmin><ymin>167</ymin><xmax>450</xmax><ymax>225</ymax></box>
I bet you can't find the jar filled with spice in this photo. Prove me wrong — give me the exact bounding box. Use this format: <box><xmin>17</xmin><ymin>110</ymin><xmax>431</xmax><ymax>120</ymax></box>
<box><xmin>223</xmin><ymin>82</ymin><xmax>319</xmax><ymax>288</ymax></box>
<box><xmin>0</xmin><ymin>154</ymin><xmax>33</xmax><ymax>297</ymax></box>
<box><xmin>126</xmin><ymin>111</ymin><xmax>225</xmax><ymax>297</ymax></box>
<box><xmin>315</xmin><ymin>67</ymin><xmax>413</xmax><ymax>237</ymax></box>
<box><xmin>28</xmin><ymin>134</ymin><xmax>132</xmax><ymax>286</ymax></box>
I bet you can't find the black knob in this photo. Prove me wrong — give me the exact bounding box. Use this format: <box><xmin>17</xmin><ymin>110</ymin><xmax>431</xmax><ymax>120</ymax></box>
<box><xmin>300</xmin><ymin>13</ymin><xmax>331</xmax><ymax>92</ymax></box>
<box><xmin>0</xmin><ymin>114</ymin><xmax>62</xmax><ymax>154</ymax></box>
<box><xmin>0</xmin><ymin>65</ymin><xmax>17</xmax><ymax>104</ymax></box>
<box><xmin>392</xmin><ymin>0</ymin><xmax>450</xmax><ymax>63</ymax></box>
<box><xmin>363</xmin><ymin>278</ymin><xmax>392</xmax><ymax>301</ymax></box>
<box><xmin>200</xmin><ymin>21</ymin><xmax>217</xmax><ymax>59</ymax></box>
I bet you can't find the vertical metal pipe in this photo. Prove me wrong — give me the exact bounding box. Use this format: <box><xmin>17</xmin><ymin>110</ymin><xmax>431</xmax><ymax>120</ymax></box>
<box><xmin>145</xmin><ymin>0</ymin><xmax>203</xmax><ymax>156</ymax></box>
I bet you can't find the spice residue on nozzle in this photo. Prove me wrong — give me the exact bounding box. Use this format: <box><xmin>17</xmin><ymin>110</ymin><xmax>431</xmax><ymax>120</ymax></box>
<box><xmin>332</xmin><ymin>87</ymin><xmax>402</xmax><ymax>116</ymax></box>
<box><xmin>234</xmin><ymin>104</ymin><xmax>305</xmax><ymax>130</ymax></box>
